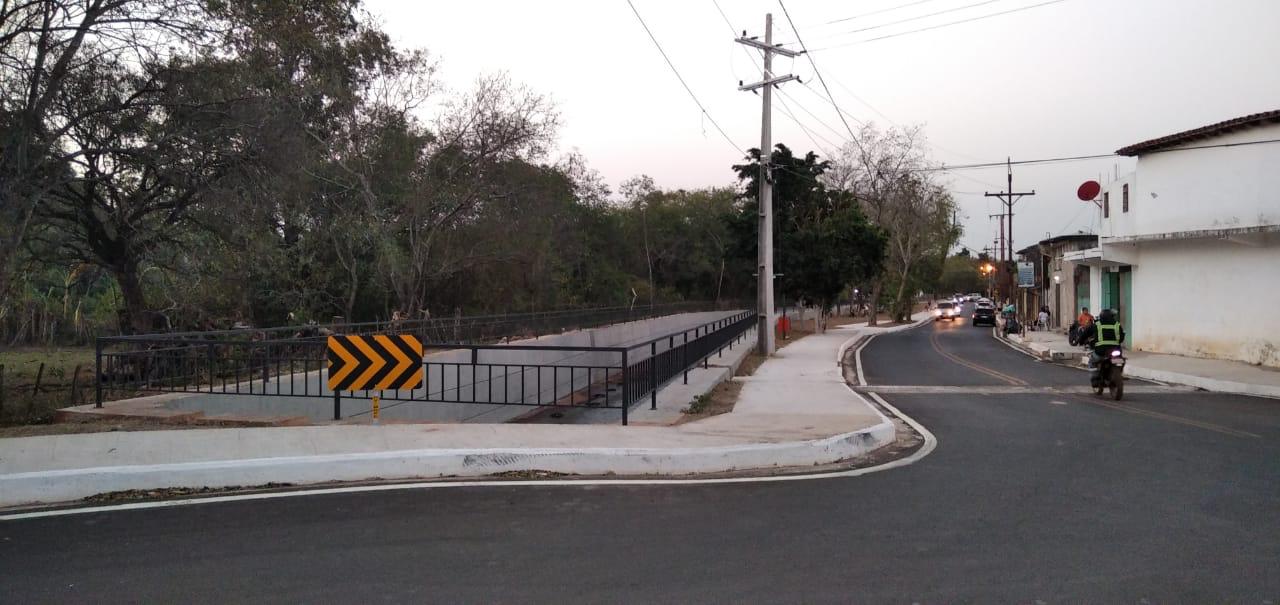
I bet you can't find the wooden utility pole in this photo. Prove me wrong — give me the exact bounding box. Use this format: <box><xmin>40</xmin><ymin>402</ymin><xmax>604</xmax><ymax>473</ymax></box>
<box><xmin>985</xmin><ymin>158</ymin><xmax>1035</xmax><ymax>297</ymax></box>
<box><xmin>737</xmin><ymin>15</ymin><xmax>799</xmax><ymax>357</ymax></box>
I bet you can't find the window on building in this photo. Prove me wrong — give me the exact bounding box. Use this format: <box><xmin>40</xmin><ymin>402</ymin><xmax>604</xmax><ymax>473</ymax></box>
<box><xmin>1104</xmin><ymin>191</ymin><xmax>1110</xmax><ymax>218</ymax></box>
<box><xmin>1122</xmin><ymin>183</ymin><xmax>1129</xmax><ymax>213</ymax></box>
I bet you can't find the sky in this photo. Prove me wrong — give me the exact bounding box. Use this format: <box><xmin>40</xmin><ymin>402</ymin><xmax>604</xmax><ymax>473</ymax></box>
<box><xmin>363</xmin><ymin>0</ymin><xmax>1280</xmax><ymax>253</ymax></box>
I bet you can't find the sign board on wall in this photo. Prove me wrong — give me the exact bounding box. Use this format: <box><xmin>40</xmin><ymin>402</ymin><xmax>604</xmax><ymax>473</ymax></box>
<box><xmin>1017</xmin><ymin>262</ymin><xmax>1035</xmax><ymax>288</ymax></box>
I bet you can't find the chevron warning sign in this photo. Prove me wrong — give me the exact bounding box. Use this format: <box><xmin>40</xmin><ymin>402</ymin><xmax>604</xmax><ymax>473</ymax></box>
<box><xmin>327</xmin><ymin>334</ymin><xmax>423</xmax><ymax>392</ymax></box>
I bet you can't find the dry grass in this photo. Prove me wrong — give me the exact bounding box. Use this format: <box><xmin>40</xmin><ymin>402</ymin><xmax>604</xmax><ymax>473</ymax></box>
<box><xmin>0</xmin><ymin>416</ymin><xmax>211</xmax><ymax>438</ymax></box>
<box><xmin>0</xmin><ymin>347</ymin><xmax>97</xmax><ymax>425</ymax></box>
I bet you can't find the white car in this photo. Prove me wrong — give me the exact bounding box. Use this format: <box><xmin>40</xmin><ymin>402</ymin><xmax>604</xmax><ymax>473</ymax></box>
<box><xmin>934</xmin><ymin>301</ymin><xmax>959</xmax><ymax>321</ymax></box>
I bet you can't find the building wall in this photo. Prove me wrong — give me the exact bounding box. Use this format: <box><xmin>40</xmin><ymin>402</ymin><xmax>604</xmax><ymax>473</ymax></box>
<box><xmin>1100</xmin><ymin>173</ymin><xmax>1138</xmax><ymax>238</ymax></box>
<box><xmin>1103</xmin><ymin>123</ymin><xmax>1280</xmax><ymax>238</ymax></box>
<box><xmin>1043</xmin><ymin>240</ymin><xmax>1097</xmax><ymax>328</ymax></box>
<box><xmin>1129</xmin><ymin>239</ymin><xmax>1280</xmax><ymax>367</ymax></box>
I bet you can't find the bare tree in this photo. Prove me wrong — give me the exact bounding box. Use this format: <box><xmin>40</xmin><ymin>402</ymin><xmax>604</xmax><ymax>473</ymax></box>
<box><xmin>828</xmin><ymin>125</ymin><xmax>957</xmax><ymax>325</ymax></box>
<box><xmin>378</xmin><ymin>73</ymin><xmax>559</xmax><ymax>315</ymax></box>
<box><xmin>0</xmin><ymin>0</ymin><xmax>216</xmax><ymax>297</ymax></box>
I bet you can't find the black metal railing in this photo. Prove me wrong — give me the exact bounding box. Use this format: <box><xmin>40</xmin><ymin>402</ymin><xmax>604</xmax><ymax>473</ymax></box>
<box><xmin>100</xmin><ymin>302</ymin><xmax>738</xmax><ymax>345</ymax></box>
<box><xmin>95</xmin><ymin>309</ymin><xmax>757</xmax><ymax>425</ymax></box>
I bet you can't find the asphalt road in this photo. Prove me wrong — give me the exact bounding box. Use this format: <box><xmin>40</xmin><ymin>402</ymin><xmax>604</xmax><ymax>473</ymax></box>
<box><xmin>3</xmin><ymin>306</ymin><xmax>1278</xmax><ymax>603</ymax></box>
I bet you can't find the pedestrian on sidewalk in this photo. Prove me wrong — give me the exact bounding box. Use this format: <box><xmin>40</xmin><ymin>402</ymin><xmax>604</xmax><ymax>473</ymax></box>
<box><xmin>1037</xmin><ymin>307</ymin><xmax>1050</xmax><ymax>331</ymax></box>
<box><xmin>1070</xmin><ymin>307</ymin><xmax>1094</xmax><ymax>345</ymax></box>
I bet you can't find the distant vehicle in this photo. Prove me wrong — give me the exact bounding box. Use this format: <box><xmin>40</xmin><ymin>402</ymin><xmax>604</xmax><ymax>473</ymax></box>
<box><xmin>967</xmin><ymin>293</ymin><xmax>981</xmax><ymax>301</ymax></box>
<box><xmin>976</xmin><ymin>301</ymin><xmax>995</xmax><ymax>310</ymax></box>
<box><xmin>972</xmin><ymin>304</ymin><xmax>996</xmax><ymax>326</ymax></box>
<box><xmin>978</xmin><ymin>297</ymin><xmax>993</xmax><ymax>306</ymax></box>
<box><xmin>935</xmin><ymin>301</ymin><xmax>959</xmax><ymax>321</ymax></box>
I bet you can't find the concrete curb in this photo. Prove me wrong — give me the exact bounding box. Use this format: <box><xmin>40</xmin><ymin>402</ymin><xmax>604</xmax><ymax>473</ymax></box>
<box><xmin>0</xmin><ymin>420</ymin><xmax>895</xmax><ymax>507</ymax></box>
<box><xmin>1121</xmin><ymin>365</ymin><xmax>1280</xmax><ymax>400</ymax></box>
<box><xmin>999</xmin><ymin>326</ymin><xmax>1280</xmax><ymax>399</ymax></box>
<box><xmin>833</xmin><ymin>313</ymin><xmax>935</xmax><ymax>368</ymax></box>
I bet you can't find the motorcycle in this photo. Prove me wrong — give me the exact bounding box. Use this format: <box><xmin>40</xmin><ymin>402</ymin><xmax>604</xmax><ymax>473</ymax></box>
<box><xmin>1087</xmin><ymin>345</ymin><xmax>1126</xmax><ymax>400</ymax></box>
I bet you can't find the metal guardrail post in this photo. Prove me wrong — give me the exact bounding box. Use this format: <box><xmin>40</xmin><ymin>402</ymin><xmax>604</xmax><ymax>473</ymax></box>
<box><xmin>650</xmin><ymin>342</ymin><xmax>657</xmax><ymax>410</ymax></box>
<box><xmin>621</xmin><ymin>349</ymin><xmax>629</xmax><ymax>426</ymax></box>
<box><xmin>207</xmin><ymin>342</ymin><xmax>215</xmax><ymax>394</ymax></box>
<box><xmin>333</xmin><ymin>391</ymin><xmax>341</xmax><ymax>421</ymax></box>
<box><xmin>683</xmin><ymin>332</ymin><xmax>689</xmax><ymax>384</ymax></box>
<box><xmin>94</xmin><ymin>338</ymin><xmax>103</xmax><ymax>408</ymax></box>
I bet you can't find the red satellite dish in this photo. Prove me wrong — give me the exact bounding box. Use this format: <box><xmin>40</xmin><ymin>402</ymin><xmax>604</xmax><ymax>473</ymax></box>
<box><xmin>1077</xmin><ymin>180</ymin><xmax>1101</xmax><ymax>201</ymax></box>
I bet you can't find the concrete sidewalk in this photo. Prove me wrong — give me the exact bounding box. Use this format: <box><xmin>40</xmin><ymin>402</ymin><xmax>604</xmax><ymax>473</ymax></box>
<box><xmin>0</xmin><ymin>315</ymin><xmax>931</xmax><ymax>507</ymax></box>
<box><xmin>1003</xmin><ymin>327</ymin><xmax>1280</xmax><ymax>399</ymax></box>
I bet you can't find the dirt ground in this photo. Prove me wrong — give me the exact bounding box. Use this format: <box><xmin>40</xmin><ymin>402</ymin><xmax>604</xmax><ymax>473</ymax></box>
<box><xmin>0</xmin><ymin>416</ymin><xmax>212</xmax><ymax>438</ymax></box>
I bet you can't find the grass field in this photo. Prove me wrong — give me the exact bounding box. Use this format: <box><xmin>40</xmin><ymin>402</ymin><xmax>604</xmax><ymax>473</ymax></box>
<box><xmin>0</xmin><ymin>347</ymin><xmax>97</xmax><ymax>424</ymax></box>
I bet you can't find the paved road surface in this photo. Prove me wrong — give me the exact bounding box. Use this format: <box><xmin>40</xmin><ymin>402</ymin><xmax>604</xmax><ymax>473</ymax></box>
<box><xmin>3</xmin><ymin>306</ymin><xmax>1278</xmax><ymax>603</ymax></box>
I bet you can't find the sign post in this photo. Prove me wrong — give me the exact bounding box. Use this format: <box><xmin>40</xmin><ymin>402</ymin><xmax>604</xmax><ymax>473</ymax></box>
<box><xmin>327</xmin><ymin>334</ymin><xmax>423</xmax><ymax>423</ymax></box>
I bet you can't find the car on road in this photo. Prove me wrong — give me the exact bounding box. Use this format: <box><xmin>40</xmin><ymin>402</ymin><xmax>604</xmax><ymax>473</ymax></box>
<box><xmin>972</xmin><ymin>304</ymin><xmax>996</xmax><ymax>326</ymax></box>
<box><xmin>935</xmin><ymin>301</ymin><xmax>959</xmax><ymax>321</ymax></box>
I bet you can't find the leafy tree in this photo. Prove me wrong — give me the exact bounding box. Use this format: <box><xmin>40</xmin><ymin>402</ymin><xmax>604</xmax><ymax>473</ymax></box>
<box><xmin>937</xmin><ymin>254</ymin><xmax>983</xmax><ymax>296</ymax></box>
<box><xmin>732</xmin><ymin>143</ymin><xmax>886</xmax><ymax>324</ymax></box>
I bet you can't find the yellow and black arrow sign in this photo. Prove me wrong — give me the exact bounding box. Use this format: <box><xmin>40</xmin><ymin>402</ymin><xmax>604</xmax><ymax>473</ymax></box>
<box><xmin>327</xmin><ymin>334</ymin><xmax>423</xmax><ymax>392</ymax></box>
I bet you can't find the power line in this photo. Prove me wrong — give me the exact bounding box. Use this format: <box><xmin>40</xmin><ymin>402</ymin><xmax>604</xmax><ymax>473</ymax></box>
<box><xmin>777</xmin><ymin>0</ymin><xmax>865</xmax><ymax>157</ymax></box>
<box><xmin>824</xmin><ymin>0</ymin><xmax>1004</xmax><ymax>39</ymax></box>
<box><xmin>626</xmin><ymin>0</ymin><xmax>745</xmax><ymax>155</ymax></box>
<box><xmin>920</xmin><ymin>151</ymin><xmax>1117</xmax><ymax>172</ymax></box>
<box><xmin>812</xmin><ymin>0</ymin><xmax>1070</xmax><ymax>51</ymax></box>
<box><xmin>820</xmin><ymin>0</ymin><xmax>947</xmax><ymax>26</ymax></box>
<box><xmin>777</xmin><ymin>86</ymin><xmax>848</xmax><ymax>142</ymax></box>
<box><xmin>922</xmin><ymin>136</ymin><xmax>1280</xmax><ymax>171</ymax></box>
<box><xmin>761</xmin><ymin>8</ymin><xmax>989</xmax><ymax>177</ymax></box>
<box><xmin>775</xmin><ymin>95</ymin><xmax>840</xmax><ymax>156</ymax></box>
<box><xmin>717</xmin><ymin>0</ymin><xmax>841</xmax><ymax>160</ymax></box>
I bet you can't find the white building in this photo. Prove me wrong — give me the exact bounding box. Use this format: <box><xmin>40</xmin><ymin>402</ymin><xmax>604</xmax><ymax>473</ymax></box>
<box><xmin>1066</xmin><ymin>110</ymin><xmax>1280</xmax><ymax>367</ymax></box>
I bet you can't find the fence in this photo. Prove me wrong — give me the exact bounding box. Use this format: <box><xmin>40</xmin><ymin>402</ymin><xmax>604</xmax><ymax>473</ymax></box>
<box><xmin>95</xmin><ymin>309</ymin><xmax>757</xmax><ymax>425</ymax></box>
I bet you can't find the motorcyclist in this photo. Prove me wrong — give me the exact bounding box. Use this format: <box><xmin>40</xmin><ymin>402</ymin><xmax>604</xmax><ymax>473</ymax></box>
<box><xmin>1078</xmin><ymin>308</ymin><xmax>1125</xmax><ymax>386</ymax></box>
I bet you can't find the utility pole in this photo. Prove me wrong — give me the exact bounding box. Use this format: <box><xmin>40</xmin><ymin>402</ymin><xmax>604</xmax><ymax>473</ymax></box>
<box><xmin>984</xmin><ymin>158</ymin><xmax>1035</xmax><ymax>298</ymax></box>
<box><xmin>988</xmin><ymin>214</ymin><xmax>1005</xmax><ymax>262</ymax></box>
<box><xmin>737</xmin><ymin>14</ymin><xmax>799</xmax><ymax>357</ymax></box>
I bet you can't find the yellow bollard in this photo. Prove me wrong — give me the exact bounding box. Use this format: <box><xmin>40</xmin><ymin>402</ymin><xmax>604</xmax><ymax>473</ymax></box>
<box><xmin>372</xmin><ymin>396</ymin><xmax>380</xmax><ymax>425</ymax></box>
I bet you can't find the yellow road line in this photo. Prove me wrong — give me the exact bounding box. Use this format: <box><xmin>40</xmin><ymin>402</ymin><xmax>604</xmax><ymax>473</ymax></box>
<box><xmin>929</xmin><ymin>328</ymin><xmax>1028</xmax><ymax>386</ymax></box>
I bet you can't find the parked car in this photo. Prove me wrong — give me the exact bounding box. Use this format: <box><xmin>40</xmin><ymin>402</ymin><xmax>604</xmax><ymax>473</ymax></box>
<box><xmin>934</xmin><ymin>301</ymin><xmax>959</xmax><ymax>321</ymax></box>
<box><xmin>972</xmin><ymin>304</ymin><xmax>996</xmax><ymax>326</ymax></box>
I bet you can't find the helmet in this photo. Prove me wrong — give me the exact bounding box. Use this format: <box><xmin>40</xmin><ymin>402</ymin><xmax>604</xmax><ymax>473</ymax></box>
<box><xmin>1098</xmin><ymin>309</ymin><xmax>1117</xmax><ymax>323</ymax></box>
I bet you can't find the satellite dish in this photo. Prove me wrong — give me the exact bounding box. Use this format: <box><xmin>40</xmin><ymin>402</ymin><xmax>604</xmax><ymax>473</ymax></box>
<box><xmin>1077</xmin><ymin>180</ymin><xmax>1101</xmax><ymax>201</ymax></box>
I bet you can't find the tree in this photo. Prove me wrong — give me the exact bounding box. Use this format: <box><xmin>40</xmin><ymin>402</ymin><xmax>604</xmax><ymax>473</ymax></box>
<box><xmin>828</xmin><ymin>125</ymin><xmax>959</xmax><ymax>324</ymax></box>
<box><xmin>938</xmin><ymin>254</ymin><xmax>983</xmax><ymax>296</ymax></box>
<box><xmin>0</xmin><ymin>0</ymin><xmax>219</xmax><ymax>299</ymax></box>
<box><xmin>22</xmin><ymin>0</ymin><xmax>398</xmax><ymax>332</ymax></box>
<box><xmin>732</xmin><ymin>143</ymin><xmax>886</xmax><ymax>327</ymax></box>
